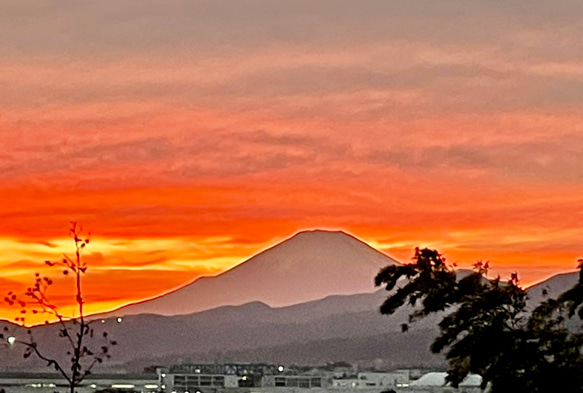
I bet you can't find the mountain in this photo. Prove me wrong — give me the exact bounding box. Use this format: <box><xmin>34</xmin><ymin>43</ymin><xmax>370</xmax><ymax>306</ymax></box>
<box><xmin>525</xmin><ymin>271</ymin><xmax>579</xmax><ymax>308</ymax></box>
<box><xmin>0</xmin><ymin>289</ymin><xmax>445</xmax><ymax>372</ymax></box>
<box><xmin>2</xmin><ymin>269</ymin><xmax>580</xmax><ymax>372</ymax></box>
<box><xmin>101</xmin><ymin>230</ymin><xmax>399</xmax><ymax>317</ymax></box>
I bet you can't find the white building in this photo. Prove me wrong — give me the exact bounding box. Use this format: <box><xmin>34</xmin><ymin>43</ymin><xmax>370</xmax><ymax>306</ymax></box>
<box><xmin>404</xmin><ymin>372</ymin><xmax>485</xmax><ymax>393</ymax></box>
<box><xmin>356</xmin><ymin>372</ymin><xmax>409</xmax><ymax>389</ymax></box>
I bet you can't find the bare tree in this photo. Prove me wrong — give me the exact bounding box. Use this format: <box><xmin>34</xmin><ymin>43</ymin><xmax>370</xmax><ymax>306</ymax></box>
<box><xmin>2</xmin><ymin>222</ymin><xmax>116</xmax><ymax>393</ymax></box>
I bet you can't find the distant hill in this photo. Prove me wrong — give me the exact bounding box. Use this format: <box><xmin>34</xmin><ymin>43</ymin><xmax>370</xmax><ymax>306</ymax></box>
<box><xmin>1</xmin><ymin>272</ymin><xmax>580</xmax><ymax>372</ymax></box>
<box><xmin>99</xmin><ymin>230</ymin><xmax>399</xmax><ymax>317</ymax></box>
<box><xmin>525</xmin><ymin>271</ymin><xmax>579</xmax><ymax>308</ymax></box>
<box><xmin>0</xmin><ymin>289</ymin><xmax>446</xmax><ymax>371</ymax></box>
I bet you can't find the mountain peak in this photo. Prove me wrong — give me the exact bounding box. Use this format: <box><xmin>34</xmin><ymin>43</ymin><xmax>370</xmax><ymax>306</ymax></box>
<box><xmin>286</xmin><ymin>229</ymin><xmax>365</xmax><ymax>245</ymax></box>
<box><xmin>104</xmin><ymin>229</ymin><xmax>400</xmax><ymax>317</ymax></box>
<box><xmin>243</xmin><ymin>229</ymin><xmax>395</xmax><ymax>272</ymax></box>
<box><xmin>293</xmin><ymin>229</ymin><xmax>349</xmax><ymax>236</ymax></box>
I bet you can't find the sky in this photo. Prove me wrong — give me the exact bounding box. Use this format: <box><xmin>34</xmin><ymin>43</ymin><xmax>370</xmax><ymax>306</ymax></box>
<box><xmin>2</xmin><ymin>0</ymin><xmax>583</xmax><ymax>323</ymax></box>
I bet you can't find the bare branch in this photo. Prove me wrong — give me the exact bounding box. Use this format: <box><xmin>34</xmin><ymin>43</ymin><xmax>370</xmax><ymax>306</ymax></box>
<box><xmin>3</xmin><ymin>223</ymin><xmax>115</xmax><ymax>393</ymax></box>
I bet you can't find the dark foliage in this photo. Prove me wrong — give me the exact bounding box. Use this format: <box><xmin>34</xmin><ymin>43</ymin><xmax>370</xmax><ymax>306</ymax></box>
<box><xmin>375</xmin><ymin>247</ymin><xmax>583</xmax><ymax>393</ymax></box>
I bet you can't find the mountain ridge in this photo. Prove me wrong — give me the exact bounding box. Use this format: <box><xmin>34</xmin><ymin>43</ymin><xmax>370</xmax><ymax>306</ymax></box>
<box><xmin>1</xmin><ymin>271</ymin><xmax>580</xmax><ymax>372</ymax></box>
<box><xmin>96</xmin><ymin>229</ymin><xmax>399</xmax><ymax>318</ymax></box>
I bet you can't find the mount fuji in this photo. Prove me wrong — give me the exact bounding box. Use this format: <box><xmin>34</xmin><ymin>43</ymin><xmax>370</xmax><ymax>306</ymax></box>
<box><xmin>103</xmin><ymin>229</ymin><xmax>400</xmax><ymax>317</ymax></box>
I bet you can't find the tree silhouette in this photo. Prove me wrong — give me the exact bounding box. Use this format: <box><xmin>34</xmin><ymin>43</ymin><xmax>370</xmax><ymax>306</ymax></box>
<box><xmin>375</xmin><ymin>247</ymin><xmax>583</xmax><ymax>393</ymax></box>
<box><xmin>2</xmin><ymin>223</ymin><xmax>116</xmax><ymax>393</ymax></box>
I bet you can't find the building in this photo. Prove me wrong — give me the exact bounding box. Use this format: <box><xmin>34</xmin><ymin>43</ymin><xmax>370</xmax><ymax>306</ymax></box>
<box><xmin>159</xmin><ymin>363</ymin><xmax>418</xmax><ymax>393</ymax></box>
<box><xmin>403</xmin><ymin>372</ymin><xmax>485</xmax><ymax>393</ymax></box>
<box><xmin>356</xmin><ymin>372</ymin><xmax>409</xmax><ymax>389</ymax></box>
<box><xmin>161</xmin><ymin>362</ymin><xmax>367</xmax><ymax>393</ymax></box>
<box><xmin>159</xmin><ymin>362</ymin><xmax>330</xmax><ymax>393</ymax></box>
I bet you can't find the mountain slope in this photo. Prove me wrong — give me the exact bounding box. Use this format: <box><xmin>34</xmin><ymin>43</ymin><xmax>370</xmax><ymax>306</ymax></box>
<box><xmin>1</xmin><ymin>289</ymin><xmax>442</xmax><ymax>371</ymax></box>
<box><xmin>2</xmin><ymin>271</ymin><xmax>581</xmax><ymax>372</ymax></box>
<box><xmin>103</xmin><ymin>230</ymin><xmax>399</xmax><ymax>317</ymax></box>
<box><xmin>526</xmin><ymin>271</ymin><xmax>579</xmax><ymax>307</ymax></box>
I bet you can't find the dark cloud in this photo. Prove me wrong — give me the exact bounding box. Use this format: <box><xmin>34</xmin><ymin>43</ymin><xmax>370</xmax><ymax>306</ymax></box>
<box><xmin>364</xmin><ymin>132</ymin><xmax>583</xmax><ymax>182</ymax></box>
<box><xmin>1</xmin><ymin>0</ymin><xmax>582</xmax><ymax>128</ymax></box>
<box><xmin>0</xmin><ymin>129</ymin><xmax>352</xmax><ymax>181</ymax></box>
<box><xmin>236</xmin><ymin>130</ymin><xmax>319</xmax><ymax>147</ymax></box>
<box><xmin>16</xmin><ymin>240</ymin><xmax>58</xmax><ymax>248</ymax></box>
<box><xmin>2</xmin><ymin>0</ymin><xmax>581</xmax><ymax>59</ymax></box>
<box><xmin>0</xmin><ymin>137</ymin><xmax>173</xmax><ymax>178</ymax></box>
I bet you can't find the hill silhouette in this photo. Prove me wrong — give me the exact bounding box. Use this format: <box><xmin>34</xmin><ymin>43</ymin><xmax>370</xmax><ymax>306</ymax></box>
<box><xmin>100</xmin><ymin>230</ymin><xmax>399</xmax><ymax>317</ymax></box>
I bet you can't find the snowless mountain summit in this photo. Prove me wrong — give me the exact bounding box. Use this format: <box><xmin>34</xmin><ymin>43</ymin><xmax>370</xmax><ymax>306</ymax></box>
<box><xmin>105</xmin><ymin>229</ymin><xmax>400</xmax><ymax>317</ymax></box>
<box><xmin>526</xmin><ymin>271</ymin><xmax>579</xmax><ymax>309</ymax></box>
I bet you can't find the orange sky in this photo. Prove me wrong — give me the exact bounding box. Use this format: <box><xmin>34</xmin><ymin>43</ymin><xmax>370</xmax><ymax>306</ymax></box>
<box><xmin>2</xmin><ymin>1</ymin><xmax>583</xmax><ymax>323</ymax></box>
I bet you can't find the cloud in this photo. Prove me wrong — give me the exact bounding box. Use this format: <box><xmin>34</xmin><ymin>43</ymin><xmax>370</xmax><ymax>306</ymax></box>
<box><xmin>1</xmin><ymin>0</ymin><xmax>582</xmax><ymax>116</ymax></box>
<box><xmin>16</xmin><ymin>240</ymin><xmax>58</xmax><ymax>248</ymax></box>
<box><xmin>2</xmin><ymin>0</ymin><xmax>580</xmax><ymax>60</ymax></box>
<box><xmin>0</xmin><ymin>129</ymin><xmax>351</xmax><ymax>182</ymax></box>
<box><xmin>364</xmin><ymin>133</ymin><xmax>583</xmax><ymax>182</ymax></box>
<box><xmin>0</xmin><ymin>137</ymin><xmax>174</xmax><ymax>179</ymax></box>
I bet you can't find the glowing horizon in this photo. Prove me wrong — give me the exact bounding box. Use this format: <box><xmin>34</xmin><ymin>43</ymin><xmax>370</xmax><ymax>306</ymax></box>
<box><xmin>1</xmin><ymin>226</ymin><xmax>579</xmax><ymax>325</ymax></box>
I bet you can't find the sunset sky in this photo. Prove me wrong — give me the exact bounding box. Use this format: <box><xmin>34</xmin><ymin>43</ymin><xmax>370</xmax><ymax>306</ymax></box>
<box><xmin>2</xmin><ymin>0</ymin><xmax>583</xmax><ymax>323</ymax></box>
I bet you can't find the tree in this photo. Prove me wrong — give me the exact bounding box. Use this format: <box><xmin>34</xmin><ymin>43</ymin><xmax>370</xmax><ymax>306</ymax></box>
<box><xmin>2</xmin><ymin>223</ymin><xmax>116</xmax><ymax>393</ymax></box>
<box><xmin>375</xmin><ymin>247</ymin><xmax>583</xmax><ymax>393</ymax></box>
